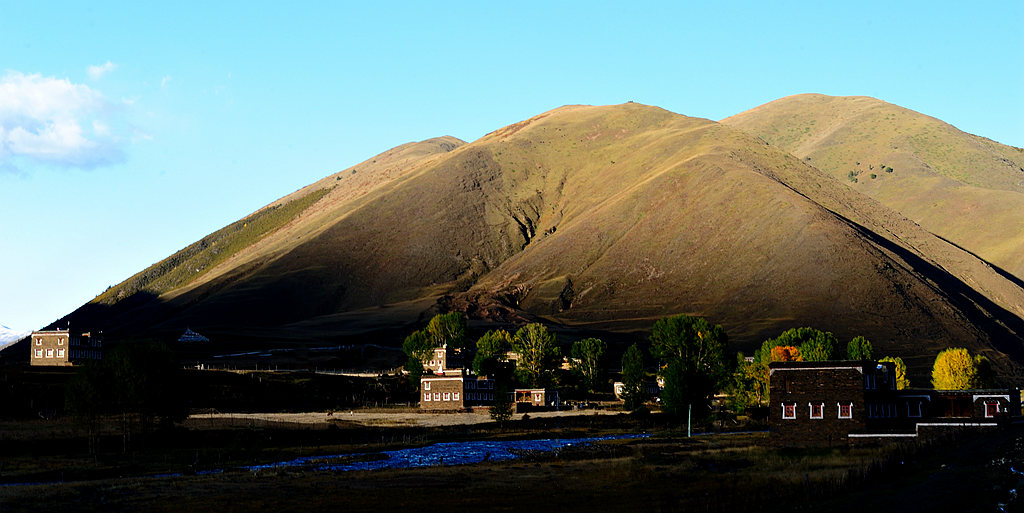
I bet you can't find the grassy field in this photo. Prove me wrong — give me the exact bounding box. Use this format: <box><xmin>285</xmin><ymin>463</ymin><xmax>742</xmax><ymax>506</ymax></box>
<box><xmin>2</xmin><ymin>411</ymin><xmax>1021</xmax><ymax>512</ymax></box>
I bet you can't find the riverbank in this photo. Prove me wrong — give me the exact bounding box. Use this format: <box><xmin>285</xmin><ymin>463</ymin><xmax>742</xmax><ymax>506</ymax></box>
<box><xmin>3</xmin><ymin>411</ymin><xmax>1021</xmax><ymax>512</ymax></box>
<box><xmin>184</xmin><ymin>407</ymin><xmax>626</xmax><ymax>429</ymax></box>
<box><xmin>6</xmin><ymin>427</ymin><xmax>1022</xmax><ymax>512</ymax></box>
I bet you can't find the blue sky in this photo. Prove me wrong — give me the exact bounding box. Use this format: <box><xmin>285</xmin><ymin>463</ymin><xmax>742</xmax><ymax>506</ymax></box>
<box><xmin>1</xmin><ymin>1</ymin><xmax>1022</xmax><ymax>332</ymax></box>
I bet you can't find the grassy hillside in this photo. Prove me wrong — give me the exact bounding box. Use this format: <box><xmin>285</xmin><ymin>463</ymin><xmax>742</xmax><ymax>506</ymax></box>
<box><xmin>59</xmin><ymin>102</ymin><xmax>1024</xmax><ymax>383</ymax></box>
<box><xmin>721</xmin><ymin>94</ymin><xmax>1024</xmax><ymax>280</ymax></box>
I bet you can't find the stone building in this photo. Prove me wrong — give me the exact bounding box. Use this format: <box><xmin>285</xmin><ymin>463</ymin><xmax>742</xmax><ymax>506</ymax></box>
<box><xmin>769</xmin><ymin>360</ymin><xmax>1020</xmax><ymax>447</ymax></box>
<box><xmin>29</xmin><ymin>329</ymin><xmax>102</xmax><ymax>367</ymax></box>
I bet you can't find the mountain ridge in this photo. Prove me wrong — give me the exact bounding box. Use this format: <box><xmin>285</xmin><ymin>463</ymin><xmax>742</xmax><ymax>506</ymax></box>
<box><xmin>37</xmin><ymin>99</ymin><xmax>1024</xmax><ymax>384</ymax></box>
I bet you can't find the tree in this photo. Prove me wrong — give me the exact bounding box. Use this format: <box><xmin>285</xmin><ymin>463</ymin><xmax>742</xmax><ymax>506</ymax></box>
<box><xmin>621</xmin><ymin>343</ymin><xmax>646</xmax><ymax>411</ymax></box>
<box><xmin>489</xmin><ymin>383</ymin><xmax>514</xmax><ymax>426</ymax></box>
<box><xmin>762</xmin><ymin>327</ymin><xmax>837</xmax><ymax>362</ymax></box>
<box><xmin>473</xmin><ymin>329</ymin><xmax>513</xmax><ymax>376</ymax></box>
<box><xmin>426</xmin><ymin>312</ymin><xmax>467</xmax><ymax>349</ymax></box>
<box><xmin>726</xmin><ymin>353</ymin><xmax>769</xmax><ymax>411</ymax></box>
<box><xmin>570</xmin><ymin>338</ymin><xmax>606</xmax><ymax>393</ymax></box>
<box><xmin>770</xmin><ymin>345</ymin><xmax>802</xmax><ymax>362</ymax></box>
<box><xmin>511</xmin><ymin>323</ymin><xmax>560</xmax><ymax>387</ymax></box>
<box><xmin>847</xmin><ymin>336</ymin><xmax>873</xmax><ymax>360</ymax></box>
<box><xmin>66</xmin><ymin>342</ymin><xmax>185</xmax><ymax>454</ymax></box>
<box><xmin>402</xmin><ymin>330</ymin><xmax>432</xmax><ymax>385</ymax></box>
<box><xmin>879</xmin><ymin>356</ymin><xmax>910</xmax><ymax>390</ymax></box>
<box><xmin>974</xmin><ymin>354</ymin><xmax>996</xmax><ymax>388</ymax></box>
<box><xmin>648</xmin><ymin>314</ymin><xmax>730</xmax><ymax>420</ymax></box>
<box><xmin>931</xmin><ymin>347</ymin><xmax>978</xmax><ymax>390</ymax></box>
<box><xmin>65</xmin><ymin>361</ymin><xmax>106</xmax><ymax>455</ymax></box>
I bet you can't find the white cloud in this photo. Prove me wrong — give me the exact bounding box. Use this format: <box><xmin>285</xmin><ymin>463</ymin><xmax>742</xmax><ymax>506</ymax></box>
<box><xmin>86</xmin><ymin>61</ymin><xmax>117</xmax><ymax>80</ymax></box>
<box><xmin>160</xmin><ymin>75</ymin><xmax>172</xmax><ymax>88</ymax></box>
<box><xmin>0</xmin><ymin>71</ymin><xmax>125</xmax><ymax>169</ymax></box>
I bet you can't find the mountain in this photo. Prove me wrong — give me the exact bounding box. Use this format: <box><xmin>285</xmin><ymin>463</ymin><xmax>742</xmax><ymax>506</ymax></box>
<box><xmin>52</xmin><ymin>102</ymin><xmax>1024</xmax><ymax>383</ymax></box>
<box><xmin>721</xmin><ymin>94</ymin><xmax>1024</xmax><ymax>282</ymax></box>
<box><xmin>0</xmin><ymin>324</ymin><xmax>30</xmax><ymax>350</ymax></box>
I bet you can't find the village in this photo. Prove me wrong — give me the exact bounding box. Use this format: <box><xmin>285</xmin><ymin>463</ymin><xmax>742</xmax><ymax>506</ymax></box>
<box><xmin>16</xmin><ymin>311</ymin><xmax>1023</xmax><ymax>450</ymax></box>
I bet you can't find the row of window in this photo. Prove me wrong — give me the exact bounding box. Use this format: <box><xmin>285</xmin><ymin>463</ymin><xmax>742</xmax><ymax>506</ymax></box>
<box><xmin>423</xmin><ymin>381</ymin><xmax>496</xmax><ymax>391</ymax></box>
<box><xmin>423</xmin><ymin>392</ymin><xmax>460</xmax><ymax>402</ymax></box>
<box><xmin>35</xmin><ymin>338</ymin><xmax>65</xmax><ymax>345</ymax></box>
<box><xmin>34</xmin><ymin>348</ymin><xmax>65</xmax><ymax>358</ymax></box>
<box><xmin>782</xmin><ymin>402</ymin><xmax>853</xmax><ymax>420</ymax></box>
<box><xmin>785</xmin><ymin>400</ymin><xmax>1002</xmax><ymax>420</ymax></box>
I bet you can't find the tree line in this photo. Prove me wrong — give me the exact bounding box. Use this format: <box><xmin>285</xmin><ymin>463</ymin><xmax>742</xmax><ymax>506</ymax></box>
<box><xmin>405</xmin><ymin>312</ymin><xmax>1003</xmax><ymax>424</ymax></box>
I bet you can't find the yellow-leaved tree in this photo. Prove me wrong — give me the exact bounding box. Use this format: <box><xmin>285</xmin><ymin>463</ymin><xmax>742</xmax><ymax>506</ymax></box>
<box><xmin>879</xmin><ymin>356</ymin><xmax>910</xmax><ymax>389</ymax></box>
<box><xmin>931</xmin><ymin>348</ymin><xmax>977</xmax><ymax>390</ymax></box>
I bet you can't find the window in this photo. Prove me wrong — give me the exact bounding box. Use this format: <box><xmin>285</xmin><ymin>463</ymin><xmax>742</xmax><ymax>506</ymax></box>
<box><xmin>58</xmin><ymin>338</ymin><xmax>64</xmax><ymax>346</ymax></box>
<box><xmin>986</xmin><ymin>401</ymin><xmax>999</xmax><ymax>418</ymax></box>
<box><xmin>56</xmin><ymin>348</ymin><xmax>65</xmax><ymax>358</ymax></box>
<box><xmin>45</xmin><ymin>348</ymin><xmax>53</xmax><ymax>358</ymax></box>
<box><xmin>453</xmin><ymin>392</ymin><xmax>460</xmax><ymax>401</ymax></box>
<box><xmin>908</xmin><ymin>401</ymin><xmax>922</xmax><ymax>418</ymax></box>
<box><xmin>534</xmin><ymin>393</ymin><xmax>542</xmax><ymax>402</ymax></box>
<box><xmin>809</xmin><ymin>403</ymin><xmax>824</xmax><ymax>419</ymax></box>
<box><xmin>838</xmin><ymin>402</ymin><xmax>853</xmax><ymax>419</ymax></box>
<box><xmin>424</xmin><ymin>393</ymin><xmax>432</xmax><ymax>402</ymax></box>
<box><xmin>35</xmin><ymin>338</ymin><xmax>42</xmax><ymax>346</ymax></box>
<box><xmin>782</xmin><ymin>403</ymin><xmax>796</xmax><ymax>419</ymax></box>
<box><xmin>443</xmin><ymin>392</ymin><xmax>451</xmax><ymax>401</ymax></box>
<box><xmin>424</xmin><ymin>381</ymin><xmax>431</xmax><ymax>391</ymax></box>
<box><xmin>433</xmin><ymin>393</ymin><xmax>440</xmax><ymax>401</ymax></box>
<box><xmin>34</xmin><ymin>349</ymin><xmax>43</xmax><ymax>358</ymax></box>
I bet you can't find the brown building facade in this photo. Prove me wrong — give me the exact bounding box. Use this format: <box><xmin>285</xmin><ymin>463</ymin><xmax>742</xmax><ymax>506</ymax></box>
<box><xmin>30</xmin><ymin>330</ymin><xmax>102</xmax><ymax>367</ymax></box>
<box><xmin>769</xmin><ymin>360</ymin><xmax>1021</xmax><ymax>447</ymax></box>
<box><xmin>420</xmin><ymin>376</ymin><xmax>465</xmax><ymax>411</ymax></box>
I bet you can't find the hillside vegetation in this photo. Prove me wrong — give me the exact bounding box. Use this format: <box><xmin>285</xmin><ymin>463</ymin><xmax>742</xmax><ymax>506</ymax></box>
<box><xmin>722</xmin><ymin>94</ymin><xmax>1024</xmax><ymax>280</ymax></box>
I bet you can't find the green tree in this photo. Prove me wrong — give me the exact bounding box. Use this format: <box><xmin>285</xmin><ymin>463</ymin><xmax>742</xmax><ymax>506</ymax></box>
<box><xmin>649</xmin><ymin>314</ymin><xmax>730</xmax><ymax>419</ymax></box>
<box><xmin>511</xmin><ymin>323</ymin><xmax>560</xmax><ymax>387</ymax></box>
<box><xmin>620</xmin><ymin>343</ymin><xmax>646</xmax><ymax>411</ymax></box>
<box><xmin>879</xmin><ymin>356</ymin><xmax>910</xmax><ymax>389</ymax></box>
<box><xmin>846</xmin><ymin>336</ymin><xmax>873</xmax><ymax>360</ymax></box>
<box><xmin>570</xmin><ymin>338</ymin><xmax>606</xmax><ymax>393</ymax></box>
<box><xmin>426</xmin><ymin>312</ymin><xmax>467</xmax><ymax>349</ymax></box>
<box><xmin>974</xmin><ymin>354</ymin><xmax>996</xmax><ymax>388</ymax></box>
<box><xmin>931</xmin><ymin>347</ymin><xmax>978</xmax><ymax>389</ymax></box>
<box><xmin>402</xmin><ymin>330</ymin><xmax>433</xmax><ymax>385</ymax></box>
<box><xmin>727</xmin><ymin>353</ymin><xmax>769</xmax><ymax>411</ymax></box>
<box><xmin>761</xmin><ymin>327</ymin><xmax>837</xmax><ymax>362</ymax></box>
<box><xmin>473</xmin><ymin>329</ymin><xmax>513</xmax><ymax>376</ymax></box>
<box><xmin>489</xmin><ymin>382</ymin><xmax>514</xmax><ymax>426</ymax></box>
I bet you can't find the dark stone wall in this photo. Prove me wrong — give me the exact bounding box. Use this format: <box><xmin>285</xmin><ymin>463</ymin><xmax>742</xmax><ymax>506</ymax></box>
<box><xmin>770</xmin><ymin>365</ymin><xmax>867</xmax><ymax>447</ymax></box>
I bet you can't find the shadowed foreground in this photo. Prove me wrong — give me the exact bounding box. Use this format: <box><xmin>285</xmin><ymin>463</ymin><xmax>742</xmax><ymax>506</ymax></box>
<box><xmin>5</xmin><ymin>424</ymin><xmax>1022</xmax><ymax>513</ymax></box>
